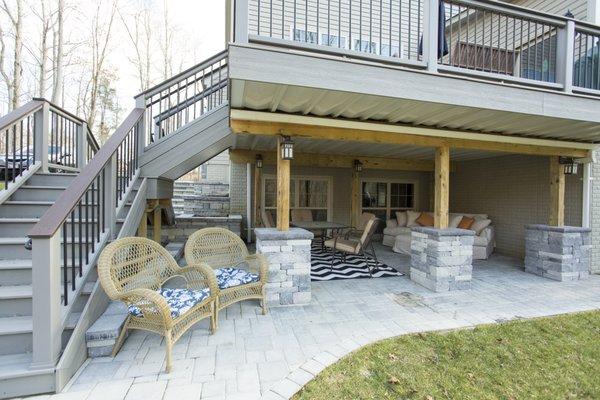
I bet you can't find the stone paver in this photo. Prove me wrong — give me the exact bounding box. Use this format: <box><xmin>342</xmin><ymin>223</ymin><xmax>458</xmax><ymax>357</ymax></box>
<box><xmin>49</xmin><ymin>253</ymin><xmax>600</xmax><ymax>400</ymax></box>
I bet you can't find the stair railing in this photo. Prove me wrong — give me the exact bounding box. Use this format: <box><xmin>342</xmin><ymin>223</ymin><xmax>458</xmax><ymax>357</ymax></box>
<box><xmin>28</xmin><ymin>107</ymin><xmax>145</xmax><ymax>370</ymax></box>
<box><xmin>0</xmin><ymin>98</ymin><xmax>99</xmax><ymax>197</ymax></box>
<box><xmin>135</xmin><ymin>50</ymin><xmax>228</xmax><ymax>144</ymax></box>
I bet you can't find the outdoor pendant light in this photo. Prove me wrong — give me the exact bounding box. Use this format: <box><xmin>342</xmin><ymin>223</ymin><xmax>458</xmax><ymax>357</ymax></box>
<box><xmin>559</xmin><ymin>157</ymin><xmax>578</xmax><ymax>175</ymax></box>
<box><xmin>280</xmin><ymin>136</ymin><xmax>294</xmax><ymax>160</ymax></box>
<box><xmin>256</xmin><ymin>154</ymin><xmax>263</xmax><ymax>168</ymax></box>
<box><xmin>354</xmin><ymin>159</ymin><xmax>363</xmax><ymax>172</ymax></box>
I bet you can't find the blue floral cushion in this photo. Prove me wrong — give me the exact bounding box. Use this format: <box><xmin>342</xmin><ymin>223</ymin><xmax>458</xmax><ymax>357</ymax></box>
<box><xmin>128</xmin><ymin>288</ymin><xmax>211</xmax><ymax>319</ymax></box>
<box><xmin>215</xmin><ymin>267</ymin><xmax>259</xmax><ymax>290</ymax></box>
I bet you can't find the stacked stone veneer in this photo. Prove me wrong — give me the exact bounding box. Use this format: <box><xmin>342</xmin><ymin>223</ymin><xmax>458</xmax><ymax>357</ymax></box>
<box><xmin>410</xmin><ymin>227</ymin><xmax>475</xmax><ymax>292</ymax></box>
<box><xmin>524</xmin><ymin>224</ymin><xmax>591</xmax><ymax>281</ymax></box>
<box><xmin>161</xmin><ymin>215</ymin><xmax>242</xmax><ymax>243</ymax></box>
<box><xmin>255</xmin><ymin>228</ymin><xmax>313</xmax><ymax>307</ymax></box>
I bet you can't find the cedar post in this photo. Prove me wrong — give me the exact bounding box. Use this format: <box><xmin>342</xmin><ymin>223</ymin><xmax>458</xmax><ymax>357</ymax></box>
<box><xmin>276</xmin><ymin>137</ymin><xmax>290</xmax><ymax>231</ymax></box>
<box><xmin>434</xmin><ymin>146</ymin><xmax>450</xmax><ymax>229</ymax></box>
<box><xmin>549</xmin><ymin>156</ymin><xmax>565</xmax><ymax>226</ymax></box>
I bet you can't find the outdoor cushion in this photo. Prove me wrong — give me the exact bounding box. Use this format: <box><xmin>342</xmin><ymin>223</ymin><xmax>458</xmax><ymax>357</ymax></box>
<box><xmin>215</xmin><ymin>267</ymin><xmax>260</xmax><ymax>290</ymax></box>
<box><xmin>406</xmin><ymin>210</ymin><xmax>421</xmax><ymax>227</ymax></box>
<box><xmin>383</xmin><ymin>226</ymin><xmax>412</xmax><ymax>236</ymax></box>
<box><xmin>128</xmin><ymin>288</ymin><xmax>211</xmax><ymax>319</ymax></box>
<box><xmin>386</xmin><ymin>219</ymin><xmax>398</xmax><ymax>229</ymax></box>
<box><xmin>449</xmin><ymin>214</ymin><xmax>463</xmax><ymax>228</ymax></box>
<box><xmin>395</xmin><ymin>211</ymin><xmax>407</xmax><ymax>227</ymax></box>
<box><xmin>416</xmin><ymin>212</ymin><xmax>434</xmax><ymax>227</ymax></box>
<box><xmin>473</xmin><ymin>234</ymin><xmax>489</xmax><ymax>247</ymax></box>
<box><xmin>471</xmin><ymin>219</ymin><xmax>492</xmax><ymax>235</ymax></box>
<box><xmin>458</xmin><ymin>216</ymin><xmax>475</xmax><ymax>229</ymax></box>
<box><xmin>324</xmin><ymin>238</ymin><xmax>359</xmax><ymax>253</ymax></box>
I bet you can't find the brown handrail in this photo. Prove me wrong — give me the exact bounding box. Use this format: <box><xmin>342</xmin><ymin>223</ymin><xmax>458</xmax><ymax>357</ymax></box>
<box><xmin>0</xmin><ymin>100</ymin><xmax>44</xmax><ymax>131</ymax></box>
<box><xmin>33</xmin><ymin>97</ymin><xmax>89</xmax><ymax>125</ymax></box>
<box><xmin>29</xmin><ymin>108</ymin><xmax>145</xmax><ymax>238</ymax></box>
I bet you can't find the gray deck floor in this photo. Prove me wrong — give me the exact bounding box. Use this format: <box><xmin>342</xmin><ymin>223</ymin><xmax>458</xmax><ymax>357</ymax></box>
<box><xmin>38</xmin><ymin>246</ymin><xmax>600</xmax><ymax>400</ymax></box>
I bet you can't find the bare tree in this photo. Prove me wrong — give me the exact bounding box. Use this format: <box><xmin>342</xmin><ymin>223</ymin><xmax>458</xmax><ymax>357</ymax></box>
<box><xmin>119</xmin><ymin>3</ymin><xmax>153</xmax><ymax>92</ymax></box>
<box><xmin>31</xmin><ymin>0</ymin><xmax>55</xmax><ymax>98</ymax></box>
<box><xmin>159</xmin><ymin>0</ymin><xmax>173</xmax><ymax>80</ymax></box>
<box><xmin>86</xmin><ymin>0</ymin><xmax>117</xmax><ymax>129</ymax></box>
<box><xmin>0</xmin><ymin>0</ymin><xmax>24</xmax><ymax>110</ymax></box>
<box><xmin>51</xmin><ymin>0</ymin><xmax>64</xmax><ymax>104</ymax></box>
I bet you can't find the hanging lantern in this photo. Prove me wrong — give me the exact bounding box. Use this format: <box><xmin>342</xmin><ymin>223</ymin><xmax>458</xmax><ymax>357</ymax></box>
<box><xmin>280</xmin><ymin>136</ymin><xmax>294</xmax><ymax>160</ymax></box>
<box><xmin>354</xmin><ymin>159</ymin><xmax>363</xmax><ymax>172</ymax></box>
<box><xmin>256</xmin><ymin>154</ymin><xmax>263</xmax><ymax>168</ymax></box>
<box><xmin>559</xmin><ymin>157</ymin><xmax>578</xmax><ymax>175</ymax></box>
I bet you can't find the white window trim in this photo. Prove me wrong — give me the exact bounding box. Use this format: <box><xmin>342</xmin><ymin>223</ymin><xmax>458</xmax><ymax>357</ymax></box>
<box><xmin>360</xmin><ymin>178</ymin><xmax>419</xmax><ymax>220</ymax></box>
<box><xmin>262</xmin><ymin>174</ymin><xmax>333</xmax><ymax>220</ymax></box>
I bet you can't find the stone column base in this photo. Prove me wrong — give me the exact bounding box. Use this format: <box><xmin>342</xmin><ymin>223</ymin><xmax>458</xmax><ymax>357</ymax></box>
<box><xmin>410</xmin><ymin>227</ymin><xmax>475</xmax><ymax>292</ymax></box>
<box><xmin>255</xmin><ymin>228</ymin><xmax>313</xmax><ymax>306</ymax></box>
<box><xmin>524</xmin><ymin>224</ymin><xmax>591</xmax><ymax>281</ymax></box>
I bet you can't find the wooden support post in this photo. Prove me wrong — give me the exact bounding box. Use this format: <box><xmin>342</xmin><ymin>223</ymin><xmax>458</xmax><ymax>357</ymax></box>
<box><xmin>549</xmin><ymin>156</ymin><xmax>565</xmax><ymax>226</ymax></box>
<box><xmin>153</xmin><ymin>202</ymin><xmax>162</xmax><ymax>243</ymax></box>
<box><xmin>138</xmin><ymin>211</ymin><xmax>148</xmax><ymax>238</ymax></box>
<box><xmin>276</xmin><ymin>137</ymin><xmax>290</xmax><ymax>231</ymax></box>
<box><xmin>351</xmin><ymin>168</ymin><xmax>360</xmax><ymax>228</ymax></box>
<box><xmin>254</xmin><ymin>163</ymin><xmax>262</xmax><ymax>227</ymax></box>
<box><xmin>434</xmin><ymin>146</ymin><xmax>450</xmax><ymax>229</ymax></box>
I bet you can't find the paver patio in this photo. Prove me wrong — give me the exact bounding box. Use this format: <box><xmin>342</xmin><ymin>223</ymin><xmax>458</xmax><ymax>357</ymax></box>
<box><xmin>31</xmin><ymin>251</ymin><xmax>600</xmax><ymax>400</ymax></box>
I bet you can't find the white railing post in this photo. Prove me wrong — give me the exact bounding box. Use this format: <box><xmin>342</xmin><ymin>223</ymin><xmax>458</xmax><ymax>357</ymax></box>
<box><xmin>34</xmin><ymin>101</ymin><xmax>50</xmax><ymax>173</ymax></box>
<box><xmin>557</xmin><ymin>20</ymin><xmax>575</xmax><ymax>93</ymax></box>
<box><xmin>135</xmin><ymin>98</ymin><xmax>147</xmax><ymax>158</ymax></box>
<box><xmin>30</xmin><ymin>232</ymin><xmax>62</xmax><ymax>370</ymax></box>
<box><xmin>104</xmin><ymin>154</ymin><xmax>118</xmax><ymax>238</ymax></box>
<box><xmin>234</xmin><ymin>0</ymin><xmax>249</xmax><ymax>44</ymax></box>
<box><xmin>423</xmin><ymin>0</ymin><xmax>440</xmax><ymax>73</ymax></box>
<box><xmin>77</xmin><ymin>122</ymin><xmax>88</xmax><ymax>170</ymax></box>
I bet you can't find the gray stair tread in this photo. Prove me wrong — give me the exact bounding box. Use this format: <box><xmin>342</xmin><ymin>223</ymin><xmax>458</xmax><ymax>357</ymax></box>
<box><xmin>0</xmin><ymin>259</ymin><xmax>32</xmax><ymax>269</ymax></box>
<box><xmin>34</xmin><ymin>172</ymin><xmax>78</xmax><ymax>176</ymax></box>
<box><xmin>0</xmin><ymin>237</ymin><xmax>96</xmax><ymax>245</ymax></box>
<box><xmin>66</xmin><ymin>312</ymin><xmax>81</xmax><ymax>330</ymax></box>
<box><xmin>0</xmin><ymin>218</ymin><xmax>39</xmax><ymax>223</ymax></box>
<box><xmin>0</xmin><ymin>285</ymin><xmax>32</xmax><ymax>299</ymax></box>
<box><xmin>19</xmin><ymin>185</ymin><xmax>67</xmax><ymax>190</ymax></box>
<box><xmin>0</xmin><ymin>316</ymin><xmax>32</xmax><ymax>335</ymax></box>
<box><xmin>82</xmin><ymin>281</ymin><xmax>96</xmax><ymax>295</ymax></box>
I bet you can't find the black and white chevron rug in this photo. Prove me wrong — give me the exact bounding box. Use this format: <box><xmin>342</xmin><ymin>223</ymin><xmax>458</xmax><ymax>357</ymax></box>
<box><xmin>310</xmin><ymin>244</ymin><xmax>403</xmax><ymax>281</ymax></box>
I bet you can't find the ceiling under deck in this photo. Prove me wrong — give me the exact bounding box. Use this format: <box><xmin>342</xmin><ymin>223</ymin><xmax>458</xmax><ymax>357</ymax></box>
<box><xmin>233</xmin><ymin>80</ymin><xmax>600</xmax><ymax>144</ymax></box>
<box><xmin>233</xmin><ymin>133</ymin><xmax>507</xmax><ymax>162</ymax></box>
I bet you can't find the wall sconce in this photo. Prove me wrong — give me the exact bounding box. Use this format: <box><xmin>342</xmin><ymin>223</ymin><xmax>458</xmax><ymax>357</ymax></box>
<box><xmin>559</xmin><ymin>156</ymin><xmax>578</xmax><ymax>175</ymax></box>
<box><xmin>354</xmin><ymin>159</ymin><xmax>363</xmax><ymax>172</ymax></box>
<box><xmin>280</xmin><ymin>136</ymin><xmax>294</xmax><ymax>160</ymax></box>
<box><xmin>256</xmin><ymin>154</ymin><xmax>263</xmax><ymax>168</ymax></box>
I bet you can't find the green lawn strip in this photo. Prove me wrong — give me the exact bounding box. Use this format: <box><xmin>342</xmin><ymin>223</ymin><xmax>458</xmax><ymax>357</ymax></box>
<box><xmin>294</xmin><ymin>311</ymin><xmax>600</xmax><ymax>400</ymax></box>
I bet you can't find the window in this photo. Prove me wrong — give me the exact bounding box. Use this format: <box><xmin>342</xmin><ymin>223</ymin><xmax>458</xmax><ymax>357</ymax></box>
<box><xmin>293</xmin><ymin>28</ymin><xmax>318</xmax><ymax>44</ymax></box>
<box><xmin>321</xmin><ymin>33</ymin><xmax>347</xmax><ymax>49</ymax></box>
<box><xmin>354</xmin><ymin>39</ymin><xmax>378</xmax><ymax>54</ymax></box>
<box><xmin>380</xmin><ymin>42</ymin><xmax>403</xmax><ymax>58</ymax></box>
<box><xmin>361</xmin><ymin>180</ymin><xmax>416</xmax><ymax>220</ymax></box>
<box><xmin>263</xmin><ymin>176</ymin><xmax>331</xmax><ymax>221</ymax></box>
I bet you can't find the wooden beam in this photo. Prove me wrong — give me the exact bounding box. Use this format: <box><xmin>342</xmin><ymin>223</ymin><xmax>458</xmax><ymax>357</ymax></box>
<box><xmin>230</xmin><ymin>114</ymin><xmax>594</xmax><ymax>158</ymax></box>
<box><xmin>254</xmin><ymin>163</ymin><xmax>262</xmax><ymax>227</ymax></box>
<box><xmin>276</xmin><ymin>137</ymin><xmax>290</xmax><ymax>231</ymax></box>
<box><xmin>138</xmin><ymin>211</ymin><xmax>148</xmax><ymax>238</ymax></box>
<box><xmin>434</xmin><ymin>146</ymin><xmax>450</xmax><ymax>229</ymax></box>
<box><xmin>230</xmin><ymin>149</ymin><xmax>437</xmax><ymax>171</ymax></box>
<box><xmin>153</xmin><ymin>204</ymin><xmax>162</xmax><ymax>243</ymax></box>
<box><xmin>549</xmin><ymin>156</ymin><xmax>565</xmax><ymax>226</ymax></box>
<box><xmin>351</xmin><ymin>169</ymin><xmax>360</xmax><ymax>228</ymax></box>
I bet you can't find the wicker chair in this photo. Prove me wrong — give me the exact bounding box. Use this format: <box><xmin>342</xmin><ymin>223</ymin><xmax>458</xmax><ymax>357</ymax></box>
<box><xmin>184</xmin><ymin>228</ymin><xmax>268</xmax><ymax>328</ymax></box>
<box><xmin>98</xmin><ymin>237</ymin><xmax>218</xmax><ymax>373</ymax></box>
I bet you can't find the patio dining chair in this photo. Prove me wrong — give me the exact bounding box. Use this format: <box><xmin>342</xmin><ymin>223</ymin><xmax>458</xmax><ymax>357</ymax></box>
<box><xmin>345</xmin><ymin>212</ymin><xmax>377</xmax><ymax>240</ymax></box>
<box><xmin>291</xmin><ymin>209</ymin><xmax>325</xmax><ymax>249</ymax></box>
<box><xmin>98</xmin><ymin>237</ymin><xmax>218</xmax><ymax>373</ymax></box>
<box><xmin>324</xmin><ymin>217</ymin><xmax>381</xmax><ymax>277</ymax></box>
<box><xmin>185</xmin><ymin>228</ymin><xmax>268</xmax><ymax>329</ymax></box>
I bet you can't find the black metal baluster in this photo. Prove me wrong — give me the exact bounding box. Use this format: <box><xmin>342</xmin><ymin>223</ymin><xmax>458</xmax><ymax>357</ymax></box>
<box><xmin>5</xmin><ymin>129</ymin><xmax>8</xmax><ymax>189</ymax></box>
<box><xmin>19</xmin><ymin>120</ymin><xmax>23</xmax><ymax>177</ymax></box>
<box><xmin>12</xmin><ymin>125</ymin><xmax>16</xmax><ymax>183</ymax></box>
<box><xmin>26</xmin><ymin>116</ymin><xmax>31</xmax><ymax>172</ymax></box>
<box><xmin>85</xmin><ymin>186</ymin><xmax>89</xmax><ymax>264</ymax></box>
<box><xmin>101</xmin><ymin>170</ymin><xmax>105</xmax><ymax>233</ymax></box>
<box><xmin>95</xmin><ymin>176</ymin><xmax>100</xmax><ymax>242</ymax></box>
<box><xmin>63</xmin><ymin>224</ymin><xmax>68</xmax><ymax>305</ymax></box>
<box><xmin>71</xmin><ymin>209</ymin><xmax>76</xmax><ymax>290</ymax></box>
<box><xmin>78</xmin><ymin>199</ymin><xmax>82</xmax><ymax>277</ymax></box>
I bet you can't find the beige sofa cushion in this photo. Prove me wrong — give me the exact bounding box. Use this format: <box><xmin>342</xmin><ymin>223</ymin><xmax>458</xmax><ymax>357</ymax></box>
<box><xmin>395</xmin><ymin>211</ymin><xmax>407</xmax><ymax>227</ymax></box>
<box><xmin>449</xmin><ymin>214</ymin><xmax>463</xmax><ymax>228</ymax></box>
<box><xmin>471</xmin><ymin>219</ymin><xmax>492</xmax><ymax>235</ymax></box>
<box><xmin>473</xmin><ymin>234</ymin><xmax>489</xmax><ymax>247</ymax></box>
<box><xmin>406</xmin><ymin>210</ymin><xmax>421</xmax><ymax>227</ymax></box>
<box><xmin>324</xmin><ymin>238</ymin><xmax>358</xmax><ymax>253</ymax></box>
<box><xmin>383</xmin><ymin>226</ymin><xmax>412</xmax><ymax>236</ymax></box>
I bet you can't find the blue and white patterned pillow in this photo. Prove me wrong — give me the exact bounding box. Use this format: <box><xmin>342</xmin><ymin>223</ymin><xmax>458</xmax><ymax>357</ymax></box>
<box><xmin>215</xmin><ymin>267</ymin><xmax>259</xmax><ymax>290</ymax></box>
<box><xmin>128</xmin><ymin>287</ymin><xmax>211</xmax><ymax>318</ymax></box>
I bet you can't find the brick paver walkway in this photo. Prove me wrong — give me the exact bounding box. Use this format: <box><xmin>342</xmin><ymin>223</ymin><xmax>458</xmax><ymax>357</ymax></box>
<box><xmin>28</xmin><ymin>255</ymin><xmax>600</xmax><ymax>400</ymax></box>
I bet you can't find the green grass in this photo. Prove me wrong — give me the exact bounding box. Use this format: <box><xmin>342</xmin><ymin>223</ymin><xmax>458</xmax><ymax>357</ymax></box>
<box><xmin>294</xmin><ymin>311</ymin><xmax>600</xmax><ymax>400</ymax></box>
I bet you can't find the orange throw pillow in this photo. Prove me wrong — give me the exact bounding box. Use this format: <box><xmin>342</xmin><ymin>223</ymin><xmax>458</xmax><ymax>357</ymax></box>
<box><xmin>457</xmin><ymin>216</ymin><xmax>475</xmax><ymax>230</ymax></box>
<box><xmin>416</xmin><ymin>212</ymin><xmax>434</xmax><ymax>227</ymax></box>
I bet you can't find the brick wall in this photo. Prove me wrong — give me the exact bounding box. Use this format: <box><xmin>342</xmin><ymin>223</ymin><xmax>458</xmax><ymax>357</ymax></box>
<box><xmin>451</xmin><ymin>154</ymin><xmax>583</xmax><ymax>258</ymax></box>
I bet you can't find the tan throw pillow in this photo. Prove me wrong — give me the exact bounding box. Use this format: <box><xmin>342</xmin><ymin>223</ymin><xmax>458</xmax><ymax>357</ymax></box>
<box><xmin>395</xmin><ymin>211</ymin><xmax>407</xmax><ymax>227</ymax></box>
<box><xmin>449</xmin><ymin>214</ymin><xmax>463</xmax><ymax>229</ymax></box>
<box><xmin>470</xmin><ymin>219</ymin><xmax>492</xmax><ymax>235</ymax></box>
<box><xmin>406</xmin><ymin>210</ymin><xmax>421</xmax><ymax>227</ymax></box>
<box><xmin>415</xmin><ymin>212</ymin><xmax>434</xmax><ymax>227</ymax></box>
<box><xmin>457</xmin><ymin>216</ymin><xmax>475</xmax><ymax>230</ymax></box>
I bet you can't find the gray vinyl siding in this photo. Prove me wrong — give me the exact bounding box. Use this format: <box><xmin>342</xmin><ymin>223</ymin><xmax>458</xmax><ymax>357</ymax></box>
<box><xmin>509</xmin><ymin>0</ymin><xmax>587</xmax><ymax>21</ymax></box>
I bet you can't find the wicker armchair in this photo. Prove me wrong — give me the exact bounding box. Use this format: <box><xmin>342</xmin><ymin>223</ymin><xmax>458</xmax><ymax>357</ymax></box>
<box><xmin>98</xmin><ymin>237</ymin><xmax>218</xmax><ymax>373</ymax></box>
<box><xmin>184</xmin><ymin>228</ymin><xmax>268</xmax><ymax>328</ymax></box>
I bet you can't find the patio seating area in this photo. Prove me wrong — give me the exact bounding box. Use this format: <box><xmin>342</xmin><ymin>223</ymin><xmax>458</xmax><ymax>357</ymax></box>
<box><xmin>58</xmin><ymin>243</ymin><xmax>600</xmax><ymax>400</ymax></box>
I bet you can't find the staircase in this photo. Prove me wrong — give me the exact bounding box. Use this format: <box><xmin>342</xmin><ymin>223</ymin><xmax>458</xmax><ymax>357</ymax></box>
<box><xmin>0</xmin><ymin>50</ymin><xmax>232</xmax><ymax>398</ymax></box>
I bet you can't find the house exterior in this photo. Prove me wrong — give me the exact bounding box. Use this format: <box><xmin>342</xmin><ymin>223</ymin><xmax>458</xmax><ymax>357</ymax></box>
<box><xmin>2</xmin><ymin>0</ymin><xmax>600</xmax><ymax>397</ymax></box>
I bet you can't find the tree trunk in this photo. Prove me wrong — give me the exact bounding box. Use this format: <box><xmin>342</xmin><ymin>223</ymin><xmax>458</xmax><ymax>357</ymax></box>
<box><xmin>52</xmin><ymin>0</ymin><xmax>64</xmax><ymax>104</ymax></box>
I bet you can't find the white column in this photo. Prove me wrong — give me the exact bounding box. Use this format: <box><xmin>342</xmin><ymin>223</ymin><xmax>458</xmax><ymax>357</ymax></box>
<box><xmin>234</xmin><ymin>0</ymin><xmax>249</xmax><ymax>44</ymax></box>
<box><xmin>556</xmin><ymin>20</ymin><xmax>575</xmax><ymax>93</ymax></box>
<box><xmin>77</xmin><ymin>122</ymin><xmax>88</xmax><ymax>170</ymax></box>
<box><xmin>583</xmin><ymin>162</ymin><xmax>592</xmax><ymax>228</ymax></box>
<box><xmin>423</xmin><ymin>0</ymin><xmax>440</xmax><ymax>73</ymax></box>
<box><xmin>246</xmin><ymin>162</ymin><xmax>252</xmax><ymax>242</ymax></box>
<box><xmin>31</xmin><ymin>232</ymin><xmax>62</xmax><ymax>369</ymax></box>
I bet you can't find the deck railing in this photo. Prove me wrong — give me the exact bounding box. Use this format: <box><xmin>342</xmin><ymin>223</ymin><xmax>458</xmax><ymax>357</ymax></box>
<box><xmin>135</xmin><ymin>50</ymin><xmax>229</xmax><ymax>144</ymax></box>
<box><xmin>0</xmin><ymin>99</ymin><xmax>99</xmax><ymax>193</ymax></box>
<box><xmin>233</xmin><ymin>0</ymin><xmax>600</xmax><ymax>96</ymax></box>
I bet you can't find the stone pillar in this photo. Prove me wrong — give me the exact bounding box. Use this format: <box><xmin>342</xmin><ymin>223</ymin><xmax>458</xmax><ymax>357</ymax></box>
<box><xmin>410</xmin><ymin>227</ymin><xmax>475</xmax><ymax>292</ymax></box>
<box><xmin>255</xmin><ymin>228</ymin><xmax>313</xmax><ymax>306</ymax></box>
<box><xmin>524</xmin><ymin>224</ymin><xmax>591</xmax><ymax>281</ymax></box>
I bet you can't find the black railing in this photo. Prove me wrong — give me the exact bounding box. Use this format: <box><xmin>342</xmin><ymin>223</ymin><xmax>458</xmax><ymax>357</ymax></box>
<box><xmin>1</xmin><ymin>109</ymin><xmax>34</xmax><ymax>190</ymax></box>
<box><xmin>573</xmin><ymin>28</ymin><xmax>600</xmax><ymax>90</ymax></box>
